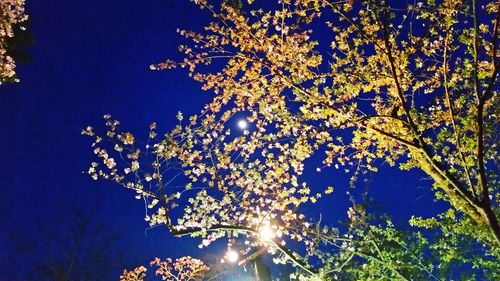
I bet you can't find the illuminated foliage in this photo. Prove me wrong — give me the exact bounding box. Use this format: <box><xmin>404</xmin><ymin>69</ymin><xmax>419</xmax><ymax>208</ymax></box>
<box><xmin>85</xmin><ymin>0</ymin><xmax>499</xmax><ymax>279</ymax></box>
<box><xmin>0</xmin><ymin>0</ymin><xmax>27</xmax><ymax>84</ymax></box>
<box><xmin>120</xmin><ymin>257</ymin><xmax>209</xmax><ymax>281</ymax></box>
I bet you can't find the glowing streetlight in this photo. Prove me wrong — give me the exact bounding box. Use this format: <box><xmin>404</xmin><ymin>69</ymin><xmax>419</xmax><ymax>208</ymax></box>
<box><xmin>237</xmin><ymin>119</ymin><xmax>248</xmax><ymax>130</ymax></box>
<box><xmin>226</xmin><ymin>249</ymin><xmax>239</xmax><ymax>263</ymax></box>
<box><xmin>259</xmin><ymin>224</ymin><xmax>275</xmax><ymax>242</ymax></box>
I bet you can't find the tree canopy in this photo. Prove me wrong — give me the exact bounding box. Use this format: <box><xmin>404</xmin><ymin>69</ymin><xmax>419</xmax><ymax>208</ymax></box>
<box><xmin>84</xmin><ymin>0</ymin><xmax>499</xmax><ymax>279</ymax></box>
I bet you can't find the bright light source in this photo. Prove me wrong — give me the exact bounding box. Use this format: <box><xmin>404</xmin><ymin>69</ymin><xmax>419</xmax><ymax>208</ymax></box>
<box><xmin>226</xmin><ymin>249</ymin><xmax>239</xmax><ymax>263</ymax></box>
<box><xmin>237</xmin><ymin>119</ymin><xmax>248</xmax><ymax>130</ymax></box>
<box><xmin>259</xmin><ymin>224</ymin><xmax>275</xmax><ymax>242</ymax></box>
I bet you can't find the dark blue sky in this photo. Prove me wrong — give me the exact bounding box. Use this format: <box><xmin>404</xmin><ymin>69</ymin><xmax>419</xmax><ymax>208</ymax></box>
<box><xmin>0</xmin><ymin>1</ymin><xmax>443</xmax><ymax>279</ymax></box>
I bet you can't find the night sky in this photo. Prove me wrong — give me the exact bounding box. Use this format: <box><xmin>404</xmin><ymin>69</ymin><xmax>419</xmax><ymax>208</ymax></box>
<box><xmin>0</xmin><ymin>1</ymin><xmax>444</xmax><ymax>280</ymax></box>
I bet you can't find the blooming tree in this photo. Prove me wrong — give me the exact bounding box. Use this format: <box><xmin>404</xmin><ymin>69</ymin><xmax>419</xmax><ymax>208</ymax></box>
<box><xmin>120</xmin><ymin>257</ymin><xmax>209</xmax><ymax>281</ymax></box>
<box><xmin>85</xmin><ymin>0</ymin><xmax>499</xmax><ymax>279</ymax></box>
<box><xmin>0</xmin><ymin>0</ymin><xmax>27</xmax><ymax>84</ymax></box>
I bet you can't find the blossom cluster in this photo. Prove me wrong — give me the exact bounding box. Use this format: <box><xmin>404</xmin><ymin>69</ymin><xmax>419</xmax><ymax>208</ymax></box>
<box><xmin>120</xmin><ymin>257</ymin><xmax>209</xmax><ymax>281</ymax></box>
<box><xmin>0</xmin><ymin>0</ymin><xmax>27</xmax><ymax>84</ymax></box>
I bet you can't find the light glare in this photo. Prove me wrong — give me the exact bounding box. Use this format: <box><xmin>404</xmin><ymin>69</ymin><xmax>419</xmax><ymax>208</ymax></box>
<box><xmin>237</xmin><ymin>119</ymin><xmax>248</xmax><ymax>130</ymax></box>
<box><xmin>259</xmin><ymin>224</ymin><xmax>275</xmax><ymax>241</ymax></box>
<box><xmin>226</xmin><ymin>249</ymin><xmax>239</xmax><ymax>263</ymax></box>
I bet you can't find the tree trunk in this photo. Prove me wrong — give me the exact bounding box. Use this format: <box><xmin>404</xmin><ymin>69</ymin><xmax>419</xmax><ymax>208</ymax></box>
<box><xmin>416</xmin><ymin>153</ymin><xmax>500</xmax><ymax>246</ymax></box>
<box><xmin>479</xmin><ymin>202</ymin><xmax>500</xmax><ymax>246</ymax></box>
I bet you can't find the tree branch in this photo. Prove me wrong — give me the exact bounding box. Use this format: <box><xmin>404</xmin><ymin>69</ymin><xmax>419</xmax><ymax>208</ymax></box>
<box><xmin>171</xmin><ymin>224</ymin><xmax>319</xmax><ymax>276</ymax></box>
<box><xmin>373</xmin><ymin>2</ymin><xmax>497</xmax><ymax>241</ymax></box>
<box><xmin>481</xmin><ymin>0</ymin><xmax>500</xmax><ymax>103</ymax></box>
<box><xmin>442</xmin><ymin>29</ymin><xmax>475</xmax><ymax>197</ymax></box>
